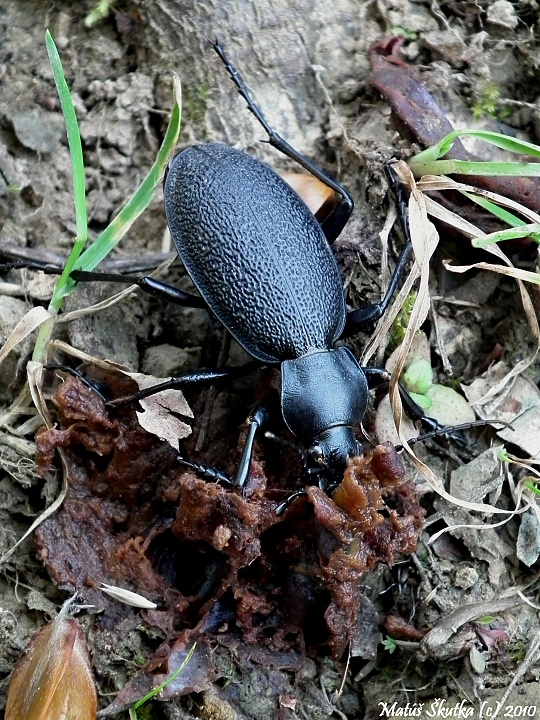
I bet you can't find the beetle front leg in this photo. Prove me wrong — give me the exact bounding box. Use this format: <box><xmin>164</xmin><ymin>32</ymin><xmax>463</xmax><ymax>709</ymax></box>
<box><xmin>176</xmin><ymin>405</ymin><xmax>268</xmax><ymax>492</ymax></box>
<box><xmin>233</xmin><ymin>405</ymin><xmax>269</xmax><ymax>490</ymax></box>
<box><xmin>342</xmin><ymin>240</ymin><xmax>413</xmax><ymax>336</ymax></box>
<box><xmin>341</xmin><ymin>162</ymin><xmax>414</xmax><ymax>337</ymax></box>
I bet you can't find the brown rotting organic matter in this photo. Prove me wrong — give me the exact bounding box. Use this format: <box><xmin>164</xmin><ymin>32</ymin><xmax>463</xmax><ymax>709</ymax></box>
<box><xmin>35</xmin><ymin>373</ymin><xmax>424</xmax><ymax>676</ymax></box>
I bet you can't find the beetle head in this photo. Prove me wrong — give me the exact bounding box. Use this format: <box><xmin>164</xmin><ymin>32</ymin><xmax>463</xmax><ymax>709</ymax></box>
<box><xmin>308</xmin><ymin>425</ymin><xmax>362</xmax><ymax>477</ymax></box>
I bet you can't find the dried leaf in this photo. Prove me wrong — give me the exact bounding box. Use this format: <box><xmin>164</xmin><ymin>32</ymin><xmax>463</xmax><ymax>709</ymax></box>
<box><xmin>464</xmin><ymin>364</ymin><xmax>540</xmax><ymax>457</ymax></box>
<box><xmin>129</xmin><ymin>372</ymin><xmax>193</xmax><ymax>449</ymax></box>
<box><xmin>5</xmin><ymin>611</ymin><xmax>96</xmax><ymax>720</ymax></box>
<box><xmin>47</xmin><ymin>342</ymin><xmax>194</xmax><ymax>449</ymax></box>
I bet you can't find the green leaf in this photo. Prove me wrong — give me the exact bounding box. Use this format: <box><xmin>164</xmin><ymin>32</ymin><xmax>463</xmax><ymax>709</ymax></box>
<box><xmin>425</xmin><ymin>384</ymin><xmax>475</xmax><ymax>426</ymax></box>
<box><xmin>409</xmin><ymin>391</ymin><xmax>432</xmax><ymax>411</ymax></box>
<box><xmin>381</xmin><ymin>637</ymin><xmax>397</xmax><ymax>654</ymax></box>
<box><xmin>476</xmin><ymin>616</ymin><xmax>496</xmax><ymax>625</ymax></box>
<box><xmin>403</xmin><ymin>358</ymin><xmax>433</xmax><ymax>394</ymax></box>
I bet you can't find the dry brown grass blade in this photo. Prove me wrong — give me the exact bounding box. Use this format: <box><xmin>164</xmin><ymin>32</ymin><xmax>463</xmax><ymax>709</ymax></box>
<box><xmin>416</xmin><ymin>176</ymin><xmax>540</xmax><ymax>409</ymax></box>
<box><xmin>48</xmin><ymin>339</ymin><xmax>130</xmax><ymax>371</ymax></box>
<box><xmin>0</xmin><ymin>307</ymin><xmax>52</xmax><ymax>367</ymax></box>
<box><xmin>417</xmin><ymin>175</ymin><xmax>540</xmax><ymax>224</ymax></box>
<box><xmin>448</xmin><ymin>257</ymin><xmax>539</xmax><ymax>408</ymax></box>
<box><xmin>0</xmin><ymin>361</ymin><xmax>69</xmax><ymax>564</ymax></box>
<box><xmin>387</xmin><ymin>164</ymin><xmax>526</xmax><ymax>516</ymax></box>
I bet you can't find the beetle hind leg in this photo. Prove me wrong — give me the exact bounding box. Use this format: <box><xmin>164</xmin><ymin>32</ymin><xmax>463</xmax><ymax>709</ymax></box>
<box><xmin>342</xmin><ymin>163</ymin><xmax>413</xmax><ymax>337</ymax></box>
<box><xmin>211</xmin><ymin>40</ymin><xmax>354</xmax><ymax>242</ymax></box>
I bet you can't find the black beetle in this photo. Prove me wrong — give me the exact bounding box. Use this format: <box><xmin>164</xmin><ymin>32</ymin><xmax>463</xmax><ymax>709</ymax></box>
<box><xmin>0</xmin><ymin>42</ymin><xmax>432</xmax><ymax>505</ymax></box>
<box><xmin>100</xmin><ymin>41</ymin><xmax>423</xmax><ymax>501</ymax></box>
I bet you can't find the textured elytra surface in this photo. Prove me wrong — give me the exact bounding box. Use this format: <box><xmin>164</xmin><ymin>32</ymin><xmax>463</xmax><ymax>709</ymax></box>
<box><xmin>165</xmin><ymin>143</ymin><xmax>346</xmax><ymax>362</ymax></box>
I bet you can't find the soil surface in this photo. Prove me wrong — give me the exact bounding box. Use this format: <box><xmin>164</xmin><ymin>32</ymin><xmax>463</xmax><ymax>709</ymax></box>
<box><xmin>1</xmin><ymin>1</ymin><xmax>540</xmax><ymax>719</ymax></box>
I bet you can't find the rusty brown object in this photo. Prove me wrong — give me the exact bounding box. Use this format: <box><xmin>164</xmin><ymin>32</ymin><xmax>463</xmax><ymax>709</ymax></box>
<box><xmin>35</xmin><ymin>374</ymin><xmax>425</xmax><ymax>704</ymax></box>
<box><xmin>370</xmin><ymin>36</ymin><xmax>540</xmax><ymax>213</ymax></box>
<box><xmin>384</xmin><ymin>614</ymin><xmax>426</xmax><ymax>641</ymax></box>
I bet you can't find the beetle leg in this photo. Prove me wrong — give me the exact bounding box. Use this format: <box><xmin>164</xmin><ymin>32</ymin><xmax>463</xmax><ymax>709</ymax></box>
<box><xmin>44</xmin><ymin>364</ymin><xmax>112</xmax><ymax>402</ymax></box>
<box><xmin>233</xmin><ymin>405</ymin><xmax>269</xmax><ymax>490</ymax></box>
<box><xmin>275</xmin><ymin>489</ymin><xmax>308</xmax><ymax>516</ymax></box>
<box><xmin>342</xmin><ymin>240</ymin><xmax>413</xmax><ymax>336</ymax></box>
<box><xmin>362</xmin><ymin>367</ymin><xmax>448</xmax><ymax>435</ymax></box>
<box><xmin>394</xmin><ymin>419</ymin><xmax>513</xmax><ymax>451</ymax></box>
<box><xmin>0</xmin><ymin>259</ymin><xmax>209</xmax><ymax>310</ymax></box>
<box><xmin>212</xmin><ymin>40</ymin><xmax>354</xmax><ymax>242</ymax></box>
<box><xmin>176</xmin><ymin>458</ymin><xmax>233</xmax><ymax>486</ymax></box>
<box><xmin>106</xmin><ymin>362</ymin><xmax>261</xmax><ymax>408</ymax></box>
<box><xmin>69</xmin><ymin>270</ymin><xmax>208</xmax><ymax>309</ymax></box>
<box><xmin>341</xmin><ymin>162</ymin><xmax>414</xmax><ymax>336</ymax></box>
<box><xmin>0</xmin><ymin>259</ymin><xmax>64</xmax><ymax>274</ymax></box>
<box><xmin>363</xmin><ymin>368</ymin><xmax>511</xmax><ymax>447</ymax></box>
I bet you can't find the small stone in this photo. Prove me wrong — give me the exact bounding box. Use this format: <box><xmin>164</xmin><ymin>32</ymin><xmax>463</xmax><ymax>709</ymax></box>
<box><xmin>486</xmin><ymin>0</ymin><xmax>518</xmax><ymax>30</ymax></box>
<box><xmin>454</xmin><ymin>567</ymin><xmax>479</xmax><ymax>589</ymax></box>
<box><xmin>11</xmin><ymin>108</ymin><xmax>64</xmax><ymax>154</ymax></box>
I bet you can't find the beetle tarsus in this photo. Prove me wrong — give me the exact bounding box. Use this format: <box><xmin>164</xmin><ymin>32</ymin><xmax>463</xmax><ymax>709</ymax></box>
<box><xmin>177</xmin><ymin>457</ymin><xmax>232</xmax><ymax>486</ymax></box>
<box><xmin>275</xmin><ymin>490</ymin><xmax>308</xmax><ymax>516</ymax></box>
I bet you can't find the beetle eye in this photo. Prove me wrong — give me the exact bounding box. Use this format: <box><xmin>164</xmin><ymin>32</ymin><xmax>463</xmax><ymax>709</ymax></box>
<box><xmin>309</xmin><ymin>445</ymin><xmax>324</xmax><ymax>464</ymax></box>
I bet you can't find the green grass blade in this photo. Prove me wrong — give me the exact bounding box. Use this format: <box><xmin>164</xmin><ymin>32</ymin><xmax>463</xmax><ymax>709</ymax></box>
<box><xmin>461</xmin><ymin>191</ymin><xmax>540</xmax><ymax>245</ymax></box>
<box><xmin>409</xmin><ymin>129</ymin><xmax>540</xmax><ymax>177</ymax></box>
<box><xmin>129</xmin><ymin>642</ymin><xmax>196</xmax><ymax>720</ymax></box>
<box><xmin>411</xmin><ymin>159</ymin><xmax>540</xmax><ymax>177</ymax></box>
<box><xmin>411</xmin><ymin>132</ymin><xmax>460</xmax><ymax>165</ymax></box>
<box><xmin>446</xmin><ymin>130</ymin><xmax>540</xmax><ymax>157</ymax></box>
<box><xmin>63</xmin><ymin>73</ymin><xmax>182</xmax><ymax>296</ymax></box>
<box><xmin>471</xmin><ymin>223</ymin><xmax>540</xmax><ymax>248</ymax></box>
<box><xmin>461</xmin><ymin>191</ymin><xmax>526</xmax><ymax>227</ymax></box>
<box><xmin>45</xmin><ymin>31</ymin><xmax>88</xmax><ymax>313</ymax></box>
<box><xmin>45</xmin><ymin>31</ymin><xmax>87</xmax><ymax>246</ymax></box>
<box><xmin>33</xmin><ymin>32</ymin><xmax>88</xmax><ymax>360</ymax></box>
